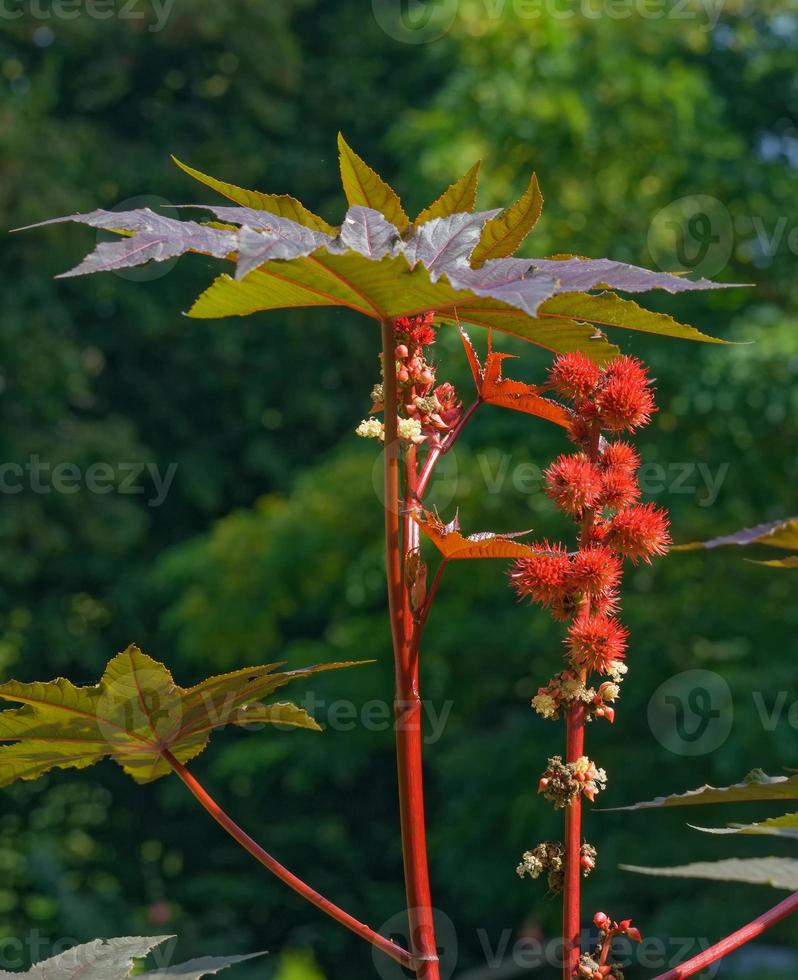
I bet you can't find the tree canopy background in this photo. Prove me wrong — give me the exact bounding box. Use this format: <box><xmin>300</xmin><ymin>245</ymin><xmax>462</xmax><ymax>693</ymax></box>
<box><xmin>0</xmin><ymin>2</ymin><xmax>796</xmax><ymax>976</ymax></box>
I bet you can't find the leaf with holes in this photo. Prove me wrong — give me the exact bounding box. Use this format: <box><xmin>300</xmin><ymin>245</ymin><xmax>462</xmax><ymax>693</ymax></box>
<box><xmin>416</xmin><ymin>510</ymin><xmax>538</xmax><ymax>561</ymax></box>
<box><xmin>0</xmin><ymin>644</ymin><xmax>360</xmax><ymax>786</ymax></box>
<box><xmin>0</xmin><ymin>935</ymin><xmax>265</xmax><ymax>979</ymax></box>
<box><xmin>620</xmin><ymin>857</ymin><xmax>798</xmax><ymax>891</ymax></box>
<box><xmin>459</xmin><ymin>328</ymin><xmax>570</xmax><ymax>427</ymax></box>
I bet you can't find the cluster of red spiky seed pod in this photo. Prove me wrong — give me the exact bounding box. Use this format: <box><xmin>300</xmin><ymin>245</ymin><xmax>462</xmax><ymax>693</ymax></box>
<box><xmin>356</xmin><ymin>313</ymin><xmax>462</xmax><ymax>446</ymax></box>
<box><xmin>511</xmin><ymin>352</ymin><xmax>670</xmax><ymax>693</ymax></box>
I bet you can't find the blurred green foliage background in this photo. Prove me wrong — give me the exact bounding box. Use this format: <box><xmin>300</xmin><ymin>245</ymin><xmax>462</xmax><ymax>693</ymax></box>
<box><xmin>0</xmin><ymin>1</ymin><xmax>796</xmax><ymax>976</ymax></box>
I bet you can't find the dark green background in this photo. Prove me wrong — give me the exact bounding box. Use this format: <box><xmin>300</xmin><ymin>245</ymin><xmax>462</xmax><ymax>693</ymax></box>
<box><xmin>0</xmin><ymin>1</ymin><xmax>796</xmax><ymax>976</ymax></box>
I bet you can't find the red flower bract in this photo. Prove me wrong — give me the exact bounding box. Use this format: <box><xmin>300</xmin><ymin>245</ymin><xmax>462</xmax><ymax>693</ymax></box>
<box><xmin>593</xmin><ymin>356</ymin><xmax>656</xmax><ymax>432</ymax></box>
<box><xmin>567</xmin><ymin>613</ymin><xmax>628</xmax><ymax>674</ymax></box>
<box><xmin>607</xmin><ymin>503</ymin><xmax>670</xmax><ymax>562</ymax></box>
<box><xmin>395</xmin><ymin>311</ymin><xmax>436</xmax><ymax>348</ymax></box>
<box><xmin>569</xmin><ymin>545</ymin><xmax>623</xmax><ymax>598</ymax></box>
<box><xmin>510</xmin><ymin>542</ymin><xmax>573</xmax><ymax>609</ymax></box>
<box><xmin>544</xmin><ymin>453</ymin><xmax>603</xmax><ymax>516</ymax></box>
<box><xmin>549</xmin><ymin>352</ymin><xmax>601</xmax><ymax>401</ymax></box>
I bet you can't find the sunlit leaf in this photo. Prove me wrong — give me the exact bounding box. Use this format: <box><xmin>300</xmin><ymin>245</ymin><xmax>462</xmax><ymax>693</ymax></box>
<box><xmin>539</xmin><ymin>291</ymin><xmax>727</xmax><ymax>344</ymax></box>
<box><xmin>471</xmin><ymin>172</ymin><xmax>543</xmax><ymax>266</ymax></box>
<box><xmin>416</xmin><ymin>510</ymin><xmax>537</xmax><ymax>560</ymax></box>
<box><xmin>692</xmin><ymin>812</ymin><xmax>798</xmax><ymax>840</ymax></box>
<box><xmin>172</xmin><ymin>156</ymin><xmax>335</xmax><ymax>234</ymax></box>
<box><xmin>415</xmin><ymin>161</ymin><xmax>481</xmax><ymax>224</ymax></box>
<box><xmin>0</xmin><ymin>644</ymin><xmax>357</xmax><ymax>786</ymax></box>
<box><xmin>0</xmin><ymin>935</ymin><xmax>265</xmax><ymax>980</ymax></box>
<box><xmin>529</xmin><ymin>256</ymin><xmax>738</xmax><ymax>295</ymax></box>
<box><xmin>337</xmin><ymin>133</ymin><xmax>409</xmax><ymax>228</ymax></box>
<box><xmin>676</xmin><ymin>517</ymin><xmax>798</xmax><ymax>552</ymax></box>
<box><xmin>459</xmin><ymin>328</ymin><xmax>570</xmax><ymax>427</ymax></box>
<box><xmin>610</xmin><ymin>770</ymin><xmax>798</xmax><ymax>810</ymax></box>
<box><xmin>620</xmin><ymin>857</ymin><xmax>798</xmax><ymax>891</ymax></box>
<box><xmin>749</xmin><ymin>556</ymin><xmax>798</xmax><ymax>568</ymax></box>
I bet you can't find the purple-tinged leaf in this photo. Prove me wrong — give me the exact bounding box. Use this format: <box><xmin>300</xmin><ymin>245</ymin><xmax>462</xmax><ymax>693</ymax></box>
<box><xmin>675</xmin><ymin>517</ymin><xmax>798</xmax><ymax>552</ymax></box>
<box><xmin>528</xmin><ymin>257</ymin><xmax>741</xmax><ymax>294</ymax></box>
<box><xmin>448</xmin><ymin>258</ymin><xmax>558</xmax><ymax>317</ymax></box>
<box><xmin>18</xmin><ymin>208</ymin><xmax>237</xmax><ymax>278</ymax></box>
<box><xmin>235</xmin><ymin>223</ymin><xmax>332</xmax><ymax>280</ymax></box>
<box><xmin>404</xmin><ymin>210</ymin><xmax>501</xmax><ymax>276</ymax></box>
<box><xmin>337</xmin><ymin>205</ymin><xmax>400</xmax><ymax>259</ymax></box>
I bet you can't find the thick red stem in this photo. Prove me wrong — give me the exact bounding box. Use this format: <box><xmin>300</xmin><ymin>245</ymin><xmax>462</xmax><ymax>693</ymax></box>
<box><xmin>563</xmin><ymin>702</ymin><xmax>585</xmax><ymax>977</ymax></box>
<box><xmin>653</xmin><ymin>891</ymin><xmax>798</xmax><ymax>980</ymax></box>
<box><xmin>381</xmin><ymin>319</ymin><xmax>441</xmax><ymax>980</ymax></box>
<box><xmin>163</xmin><ymin>750</ymin><xmax>414</xmax><ymax>970</ymax></box>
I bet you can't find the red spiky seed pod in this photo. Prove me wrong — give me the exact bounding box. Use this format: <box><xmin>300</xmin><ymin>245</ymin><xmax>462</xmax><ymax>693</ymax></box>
<box><xmin>599</xmin><ymin>440</ymin><xmax>640</xmax><ymax>473</ymax></box>
<box><xmin>593</xmin><ymin>356</ymin><xmax>656</xmax><ymax>432</ymax></box>
<box><xmin>569</xmin><ymin>545</ymin><xmax>623</xmax><ymax>598</ymax></box>
<box><xmin>567</xmin><ymin>614</ymin><xmax>628</xmax><ymax>674</ymax></box>
<box><xmin>549</xmin><ymin>352</ymin><xmax>601</xmax><ymax>401</ymax></box>
<box><xmin>544</xmin><ymin>453</ymin><xmax>603</xmax><ymax>516</ymax></box>
<box><xmin>510</xmin><ymin>542</ymin><xmax>573</xmax><ymax>609</ymax></box>
<box><xmin>598</xmin><ymin>466</ymin><xmax>641</xmax><ymax>510</ymax></box>
<box><xmin>607</xmin><ymin>503</ymin><xmax>670</xmax><ymax>563</ymax></box>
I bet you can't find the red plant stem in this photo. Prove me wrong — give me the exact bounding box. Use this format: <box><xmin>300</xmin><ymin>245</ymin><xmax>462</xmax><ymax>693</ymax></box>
<box><xmin>416</xmin><ymin>398</ymin><xmax>480</xmax><ymax>499</ymax></box>
<box><xmin>381</xmin><ymin>319</ymin><xmax>441</xmax><ymax>980</ymax></box>
<box><xmin>652</xmin><ymin>891</ymin><xmax>798</xmax><ymax>980</ymax></box>
<box><xmin>163</xmin><ymin>750</ymin><xmax>414</xmax><ymax>970</ymax></box>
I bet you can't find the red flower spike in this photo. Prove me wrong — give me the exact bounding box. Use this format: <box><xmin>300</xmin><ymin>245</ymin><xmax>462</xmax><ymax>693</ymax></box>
<box><xmin>510</xmin><ymin>542</ymin><xmax>573</xmax><ymax>609</ymax></box>
<box><xmin>600</xmin><ymin>440</ymin><xmax>640</xmax><ymax>474</ymax></box>
<box><xmin>608</xmin><ymin>503</ymin><xmax>671</xmax><ymax>563</ymax></box>
<box><xmin>594</xmin><ymin>355</ymin><xmax>656</xmax><ymax>432</ymax></box>
<box><xmin>395</xmin><ymin>311</ymin><xmax>436</xmax><ymax>347</ymax></box>
<box><xmin>569</xmin><ymin>545</ymin><xmax>623</xmax><ymax>598</ymax></box>
<box><xmin>544</xmin><ymin>453</ymin><xmax>603</xmax><ymax>516</ymax></box>
<box><xmin>549</xmin><ymin>352</ymin><xmax>601</xmax><ymax>400</ymax></box>
<box><xmin>567</xmin><ymin>614</ymin><xmax>628</xmax><ymax>674</ymax></box>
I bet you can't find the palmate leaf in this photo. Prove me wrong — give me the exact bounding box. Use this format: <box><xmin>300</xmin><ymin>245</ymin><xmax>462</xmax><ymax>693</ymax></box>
<box><xmin>0</xmin><ymin>935</ymin><xmax>265</xmax><ymax>979</ymax></box>
<box><xmin>620</xmin><ymin>857</ymin><xmax>798</xmax><ymax>891</ymax></box>
<box><xmin>610</xmin><ymin>770</ymin><xmax>798</xmax><ymax>810</ymax></box>
<box><xmin>692</xmin><ymin>812</ymin><xmax>798</xmax><ymax>840</ymax></box>
<box><xmin>459</xmin><ymin>327</ymin><xmax>571</xmax><ymax>427</ymax></box>
<box><xmin>25</xmin><ymin>137</ymin><xmax>737</xmax><ymax>359</ymax></box>
<box><xmin>676</xmin><ymin>517</ymin><xmax>798</xmax><ymax>552</ymax></box>
<box><xmin>416</xmin><ymin>510</ymin><xmax>538</xmax><ymax>561</ymax></box>
<box><xmin>0</xmin><ymin>644</ymin><xmax>357</xmax><ymax>786</ymax></box>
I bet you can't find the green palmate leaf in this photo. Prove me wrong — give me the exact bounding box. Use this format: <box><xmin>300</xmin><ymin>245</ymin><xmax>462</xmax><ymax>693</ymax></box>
<box><xmin>471</xmin><ymin>172</ymin><xmax>543</xmax><ymax>266</ymax></box>
<box><xmin>0</xmin><ymin>935</ymin><xmax>265</xmax><ymax>979</ymax></box>
<box><xmin>171</xmin><ymin>157</ymin><xmax>336</xmax><ymax>235</ymax></box>
<box><xmin>337</xmin><ymin>133</ymin><xmax>409</xmax><ymax>228</ymax></box>
<box><xmin>610</xmin><ymin>770</ymin><xmax>798</xmax><ymax>810</ymax></box>
<box><xmin>675</xmin><ymin>517</ymin><xmax>798</xmax><ymax>552</ymax></box>
<box><xmin>539</xmin><ymin>291</ymin><xmax>728</xmax><ymax>345</ymax></box>
<box><xmin>692</xmin><ymin>812</ymin><xmax>798</xmax><ymax>839</ymax></box>
<box><xmin>0</xmin><ymin>644</ymin><xmax>357</xmax><ymax>786</ymax></box>
<box><xmin>620</xmin><ymin>857</ymin><xmax>798</xmax><ymax>891</ymax></box>
<box><xmin>415</xmin><ymin>162</ymin><xmax>481</xmax><ymax>224</ymax></box>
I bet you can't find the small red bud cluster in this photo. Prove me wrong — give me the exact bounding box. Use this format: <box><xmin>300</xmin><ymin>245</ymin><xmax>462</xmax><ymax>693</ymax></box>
<box><xmin>538</xmin><ymin>755</ymin><xmax>607</xmax><ymax>807</ymax></box>
<box><xmin>575</xmin><ymin>914</ymin><xmax>642</xmax><ymax>979</ymax></box>
<box><xmin>357</xmin><ymin>313</ymin><xmax>463</xmax><ymax>446</ymax></box>
<box><xmin>512</xmin><ymin>352</ymin><xmax>670</xmax><ymax>686</ymax></box>
<box><xmin>530</xmin><ymin>671</ymin><xmax>620</xmax><ymax>724</ymax></box>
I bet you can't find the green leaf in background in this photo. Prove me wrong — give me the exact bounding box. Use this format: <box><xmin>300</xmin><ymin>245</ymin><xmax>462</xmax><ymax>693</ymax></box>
<box><xmin>611</xmin><ymin>770</ymin><xmax>798</xmax><ymax>810</ymax></box>
<box><xmin>415</xmin><ymin>161</ymin><xmax>481</xmax><ymax>224</ymax></box>
<box><xmin>620</xmin><ymin>857</ymin><xmax>798</xmax><ymax>891</ymax></box>
<box><xmin>692</xmin><ymin>812</ymin><xmax>798</xmax><ymax>840</ymax></box>
<box><xmin>0</xmin><ymin>935</ymin><xmax>264</xmax><ymax>979</ymax></box>
<box><xmin>0</xmin><ymin>644</ymin><xmax>356</xmax><ymax>786</ymax></box>
<box><xmin>171</xmin><ymin>157</ymin><xmax>336</xmax><ymax>235</ymax></box>
<box><xmin>675</xmin><ymin>517</ymin><xmax>798</xmax><ymax>552</ymax></box>
<box><xmin>750</xmin><ymin>556</ymin><xmax>798</xmax><ymax>568</ymax></box>
<box><xmin>337</xmin><ymin>133</ymin><xmax>409</xmax><ymax>228</ymax></box>
<box><xmin>470</xmin><ymin>172</ymin><xmax>543</xmax><ymax>266</ymax></box>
